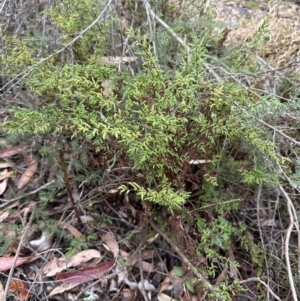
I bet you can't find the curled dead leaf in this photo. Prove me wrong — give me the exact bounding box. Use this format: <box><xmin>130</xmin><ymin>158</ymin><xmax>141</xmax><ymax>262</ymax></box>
<box><xmin>49</xmin><ymin>283</ymin><xmax>80</xmax><ymax>296</ymax></box>
<box><xmin>100</xmin><ymin>231</ymin><xmax>119</xmax><ymax>258</ymax></box>
<box><xmin>0</xmin><ymin>159</ymin><xmax>15</xmax><ymax>169</ymax></box>
<box><xmin>0</xmin><ymin>168</ymin><xmax>14</xmax><ymax>181</ymax></box>
<box><xmin>17</xmin><ymin>157</ymin><xmax>38</xmax><ymax>190</ymax></box>
<box><xmin>157</xmin><ymin>293</ymin><xmax>179</xmax><ymax>301</ymax></box>
<box><xmin>43</xmin><ymin>249</ymin><xmax>101</xmax><ymax>277</ymax></box>
<box><xmin>58</xmin><ymin>221</ymin><xmax>83</xmax><ymax>239</ymax></box>
<box><xmin>29</xmin><ymin>231</ymin><xmax>53</xmax><ymax>252</ymax></box>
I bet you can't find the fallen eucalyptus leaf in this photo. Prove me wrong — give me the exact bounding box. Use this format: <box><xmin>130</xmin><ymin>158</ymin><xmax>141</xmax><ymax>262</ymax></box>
<box><xmin>56</xmin><ymin>260</ymin><xmax>115</xmax><ymax>284</ymax></box>
<box><xmin>43</xmin><ymin>249</ymin><xmax>102</xmax><ymax>277</ymax></box>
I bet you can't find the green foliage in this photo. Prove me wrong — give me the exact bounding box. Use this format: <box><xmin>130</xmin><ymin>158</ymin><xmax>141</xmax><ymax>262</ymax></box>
<box><xmin>0</xmin><ymin>223</ymin><xmax>21</xmax><ymax>256</ymax></box>
<box><xmin>49</xmin><ymin>0</ymin><xmax>109</xmax><ymax>59</ymax></box>
<box><xmin>3</xmin><ymin>33</ymin><xmax>285</xmax><ymax>211</ymax></box>
<box><xmin>65</xmin><ymin>236</ymin><xmax>90</xmax><ymax>258</ymax></box>
<box><xmin>198</xmin><ymin>216</ymin><xmax>236</xmax><ymax>252</ymax></box>
<box><xmin>1</xmin><ymin>35</ymin><xmax>35</xmax><ymax>74</ymax></box>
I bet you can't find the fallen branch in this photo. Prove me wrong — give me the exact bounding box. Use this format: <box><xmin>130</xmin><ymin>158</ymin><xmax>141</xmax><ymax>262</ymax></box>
<box><xmin>279</xmin><ymin>185</ymin><xmax>298</xmax><ymax>301</ymax></box>
<box><xmin>0</xmin><ymin>180</ymin><xmax>55</xmax><ymax>209</ymax></box>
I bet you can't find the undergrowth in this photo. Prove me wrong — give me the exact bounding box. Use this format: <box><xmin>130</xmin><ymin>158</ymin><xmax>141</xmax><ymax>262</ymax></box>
<box><xmin>1</xmin><ymin>0</ymin><xmax>299</xmax><ymax>299</ymax></box>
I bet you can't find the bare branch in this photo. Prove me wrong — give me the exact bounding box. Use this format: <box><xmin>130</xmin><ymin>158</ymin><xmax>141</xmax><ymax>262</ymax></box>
<box><xmin>279</xmin><ymin>186</ymin><xmax>298</xmax><ymax>301</ymax></box>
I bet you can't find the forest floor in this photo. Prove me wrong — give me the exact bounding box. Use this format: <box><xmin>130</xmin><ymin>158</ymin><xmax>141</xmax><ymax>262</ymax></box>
<box><xmin>0</xmin><ymin>1</ymin><xmax>300</xmax><ymax>301</ymax></box>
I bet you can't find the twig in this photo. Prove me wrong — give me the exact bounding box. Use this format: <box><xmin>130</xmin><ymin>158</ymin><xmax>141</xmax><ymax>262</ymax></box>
<box><xmin>239</xmin><ymin>277</ymin><xmax>281</xmax><ymax>301</ymax></box>
<box><xmin>142</xmin><ymin>0</ymin><xmax>221</xmax><ymax>82</ymax></box>
<box><xmin>141</xmin><ymin>0</ymin><xmax>157</xmax><ymax>58</ymax></box>
<box><xmin>256</xmin><ymin>184</ymin><xmax>271</xmax><ymax>301</ymax></box>
<box><xmin>58</xmin><ymin>149</ymin><xmax>82</xmax><ymax>224</ymax></box>
<box><xmin>279</xmin><ymin>185</ymin><xmax>298</xmax><ymax>301</ymax></box>
<box><xmin>149</xmin><ymin>219</ymin><xmax>221</xmax><ymax>300</ymax></box>
<box><xmin>0</xmin><ymin>180</ymin><xmax>55</xmax><ymax>209</ymax></box>
<box><xmin>3</xmin><ymin>204</ymin><xmax>36</xmax><ymax>299</ymax></box>
<box><xmin>258</xmin><ymin>119</ymin><xmax>300</xmax><ymax>146</ymax></box>
<box><xmin>0</xmin><ymin>0</ymin><xmax>8</xmax><ymax>14</ymax></box>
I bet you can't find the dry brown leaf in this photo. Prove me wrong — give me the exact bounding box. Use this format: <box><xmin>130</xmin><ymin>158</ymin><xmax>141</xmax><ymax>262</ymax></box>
<box><xmin>0</xmin><ymin>211</ymin><xmax>9</xmax><ymax>222</ymax></box>
<box><xmin>117</xmin><ymin>270</ymin><xmax>127</xmax><ymax>286</ymax></box>
<box><xmin>139</xmin><ymin>261</ymin><xmax>156</xmax><ymax>273</ymax></box>
<box><xmin>122</xmin><ymin>288</ymin><xmax>136</xmax><ymax>301</ymax></box>
<box><xmin>17</xmin><ymin>157</ymin><xmax>38</xmax><ymax>190</ymax></box>
<box><xmin>9</xmin><ymin>279</ymin><xmax>32</xmax><ymax>300</ymax></box>
<box><xmin>0</xmin><ymin>146</ymin><xmax>28</xmax><ymax>158</ymax></box>
<box><xmin>0</xmin><ymin>159</ymin><xmax>15</xmax><ymax>169</ymax></box>
<box><xmin>100</xmin><ymin>231</ymin><xmax>119</xmax><ymax>258</ymax></box>
<box><xmin>58</xmin><ymin>221</ymin><xmax>83</xmax><ymax>239</ymax></box>
<box><xmin>159</xmin><ymin>270</ymin><xmax>184</xmax><ymax>298</ymax></box>
<box><xmin>141</xmin><ymin>249</ymin><xmax>155</xmax><ymax>260</ymax></box>
<box><xmin>215</xmin><ymin>266</ymin><xmax>228</xmax><ymax>285</ymax></box>
<box><xmin>120</xmin><ymin>249</ymin><xmax>155</xmax><ymax>272</ymax></box>
<box><xmin>42</xmin><ymin>257</ymin><xmax>68</xmax><ymax>277</ymax></box>
<box><xmin>70</xmin><ymin>215</ymin><xmax>94</xmax><ymax>225</ymax></box>
<box><xmin>67</xmin><ymin>249</ymin><xmax>101</xmax><ymax>267</ymax></box>
<box><xmin>43</xmin><ymin>249</ymin><xmax>101</xmax><ymax>277</ymax></box>
<box><xmin>22</xmin><ymin>201</ymin><xmax>36</xmax><ymax>224</ymax></box>
<box><xmin>0</xmin><ymin>167</ymin><xmax>14</xmax><ymax>181</ymax></box>
<box><xmin>49</xmin><ymin>283</ymin><xmax>80</xmax><ymax>296</ymax></box>
<box><xmin>157</xmin><ymin>293</ymin><xmax>179</xmax><ymax>301</ymax></box>
<box><xmin>159</xmin><ymin>280</ymin><xmax>171</xmax><ymax>293</ymax></box>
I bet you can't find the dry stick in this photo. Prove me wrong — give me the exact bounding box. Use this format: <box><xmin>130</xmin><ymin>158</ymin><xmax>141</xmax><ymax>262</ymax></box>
<box><xmin>58</xmin><ymin>149</ymin><xmax>82</xmax><ymax>224</ymax></box>
<box><xmin>0</xmin><ymin>180</ymin><xmax>55</xmax><ymax>209</ymax></box>
<box><xmin>239</xmin><ymin>277</ymin><xmax>281</xmax><ymax>301</ymax></box>
<box><xmin>256</xmin><ymin>184</ymin><xmax>272</xmax><ymax>301</ymax></box>
<box><xmin>141</xmin><ymin>0</ymin><xmax>157</xmax><ymax>58</ymax></box>
<box><xmin>0</xmin><ymin>0</ymin><xmax>113</xmax><ymax>94</ymax></box>
<box><xmin>3</xmin><ymin>204</ymin><xmax>36</xmax><ymax>299</ymax></box>
<box><xmin>148</xmin><ymin>220</ymin><xmax>221</xmax><ymax>300</ymax></box>
<box><xmin>211</xmin><ymin>64</ymin><xmax>300</xmax><ymax>146</ymax></box>
<box><xmin>0</xmin><ymin>0</ymin><xmax>8</xmax><ymax>14</ymax></box>
<box><xmin>279</xmin><ymin>185</ymin><xmax>298</xmax><ymax>301</ymax></box>
<box><xmin>142</xmin><ymin>0</ymin><xmax>221</xmax><ymax>82</ymax></box>
<box><xmin>258</xmin><ymin>118</ymin><xmax>300</xmax><ymax>147</ymax></box>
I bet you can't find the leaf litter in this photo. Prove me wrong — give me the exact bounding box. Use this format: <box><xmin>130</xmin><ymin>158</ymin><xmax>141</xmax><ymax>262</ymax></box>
<box><xmin>0</xmin><ymin>114</ymin><xmax>253</xmax><ymax>300</ymax></box>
